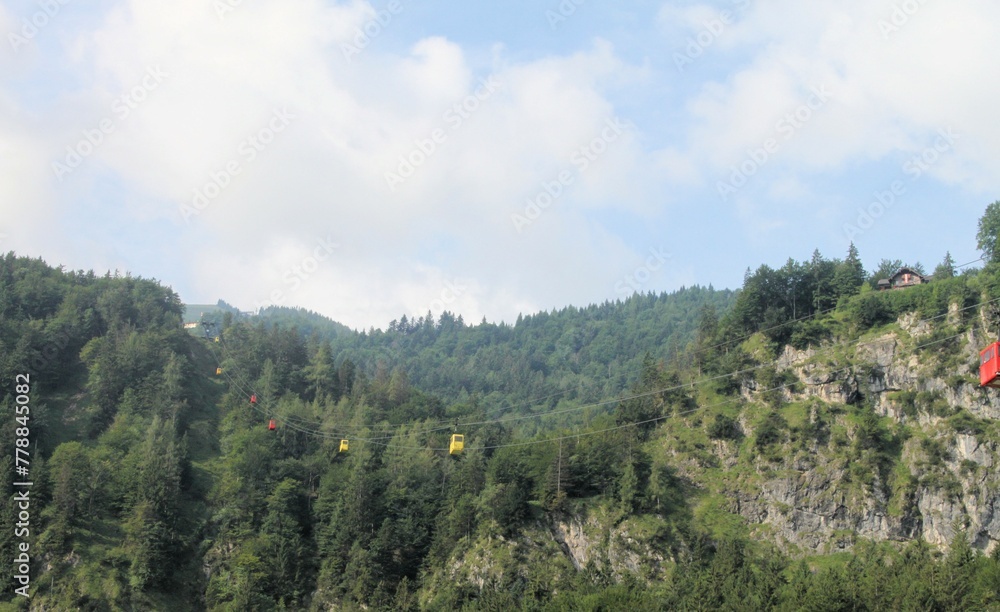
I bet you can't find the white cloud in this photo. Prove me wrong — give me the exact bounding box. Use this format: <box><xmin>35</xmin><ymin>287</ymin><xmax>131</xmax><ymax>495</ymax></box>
<box><xmin>669</xmin><ymin>0</ymin><xmax>1000</xmax><ymax>246</ymax></box>
<box><xmin>8</xmin><ymin>0</ymin><xmax>1000</xmax><ymax>330</ymax></box>
<box><xmin>684</xmin><ymin>0</ymin><xmax>1000</xmax><ymax>182</ymax></box>
<box><xmin>648</xmin><ymin>145</ymin><xmax>698</xmax><ymax>184</ymax></box>
<box><xmin>5</xmin><ymin>1</ymin><xmax>663</xmax><ymax>329</ymax></box>
<box><xmin>0</xmin><ymin>97</ymin><xmax>74</xmax><ymax>261</ymax></box>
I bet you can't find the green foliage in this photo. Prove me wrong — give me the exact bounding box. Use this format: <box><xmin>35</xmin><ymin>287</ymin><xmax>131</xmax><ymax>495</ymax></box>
<box><xmin>710</xmin><ymin>346</ymin><xmax>757</xmax><ymax>395</ymax></box>
<box><xmin>853</xmin><ymin>408</ymin><xmax>889</xmax><ymax>452</ymax></box>
<box><xmin>949</xmin><ymin>410</ymin><xmax>984</xmax><ymax>436</ymax></box>
<box><xmin>257</xmin><ymin>305</ymin><xmax>352</xmax><ymax>340</ymax></box>
<box><xmin>614</xmin><ymin>353</ymin><xmax>694</xmax><ymax>439</ymax></box>
<box><xmin>754</xmin><ymin>412</ymin><xmax>787</xmax><ymax>450</ymax></box>
<box><xmin>977</xmin><ymin>200</ymin><xmax>1000</xmax><ymax>263</ymax></box>
<box><xmin>725</xmin><ymin>247</ymin><xmax>862</xmax><ymax>348</ymax></box>
<box><xmin>921</xmin><ymin>437</ymin><xmax>952</xmax><ymax>468</ymax></box>
<box><xmin>708</xmin><ymin>414</ymin><xmax>742</xmax><ymax>440</ymax></box>
<box><xmin>849</xmin><ymin>291</ymin><xmax>893</xmax><ymax>329</ymax></box>
<box><xmin>788</xmin><ymin>318</ymin><xmax>832</xmax><ymax>350</ymax></box>
<box><xmin>935</xmin><ymin>251</ymin><xmax>957</xmax><ymax>279</ymax></box>
<box><xmin>481</xmin><ymin>447</ymin><xmax>534</xmax><ymax>534</ymax></box>
<box><xmin>6</xmin><ymin>235</ymin><xmax>1000</xmax><ymax>609</ymax></box>
<box><xmin>833</xmin><ymin>242</ymin><xmax>866</xmax><ymax>299</ymax></box>
<box><xmin>328</xmin><ymin>285</ymin><xmax>735</xmax><ymax>410</ymax></box>
<box><xmin>566</xmin><ymin>430</ymin><xmax>629</xmax><ymax>497</ymax></box>
<box><xmin>0</xmin><ymin>257</ymin><xmax>211</xmax><ymax>609</ymax></box>
<box><xmin>869</xmin><ymin>258</ymin><xmax>904</xmax><ymax>289</ymax></box>
<box><xmin>543</xmin><ymin>577</ymin><xmax>662</xmax><ymax>610</ymax></box>
<box><xmin>756</xmin><ymin>366</ymin><xmax>799</xmax><ymax>407</ymax></box>
<box><xmin>647</xmin><ymin>461</ymin><xmax>686</xmax><ymax>516</ymax></box>
<box><xmin>847</xmin><ymin>272</ymin><xmax>975</xmax><ymax>332</ymax></box>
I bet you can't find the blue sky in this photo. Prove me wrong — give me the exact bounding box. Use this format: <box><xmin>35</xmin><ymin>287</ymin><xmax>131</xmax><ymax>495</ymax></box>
<box><xmin>1</xmin><ymin>0</ymin><xmax>996</xmax><ymax>329</ymax></box>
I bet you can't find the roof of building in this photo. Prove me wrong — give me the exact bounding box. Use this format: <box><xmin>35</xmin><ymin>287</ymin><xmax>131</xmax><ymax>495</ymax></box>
<box><xmin>889</xmin><ymin>266</ymin><xmax>926</xmax><ymax>279</ymax></box>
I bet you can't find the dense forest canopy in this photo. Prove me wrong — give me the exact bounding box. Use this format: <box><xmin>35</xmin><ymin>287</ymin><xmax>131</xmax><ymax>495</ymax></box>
<box><xmin>3</xmin><ymin>203</ymin><xmax>1000</xmax><ymax>609</ymax></box>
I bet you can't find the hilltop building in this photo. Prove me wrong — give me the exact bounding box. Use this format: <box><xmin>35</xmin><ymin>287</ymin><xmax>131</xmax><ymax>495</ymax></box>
<box><xmin>876</xmin><ymin>267</ymin><xmax>927</xmax><ymax>290</ymax></box>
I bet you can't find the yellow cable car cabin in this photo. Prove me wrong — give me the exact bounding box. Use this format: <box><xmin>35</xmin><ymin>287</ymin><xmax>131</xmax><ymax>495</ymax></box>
<box><xmin>339</xmin><ymin>439</ymin><xmax>349</xmax><ymax>453</ymax></box>
<box><xmin>449</xmin><ymin>434</ymin><xmax>464</xmax><ymax>455</ymax></box>
<box><xmin>214</xmin><ymin>336</ymin><xmax>220</xmax><ymax>343</ymax></box>
<box><xmin>216</xmin><ymin>367</ymin><xmax>222</xmax><ymax>375</ymax></box>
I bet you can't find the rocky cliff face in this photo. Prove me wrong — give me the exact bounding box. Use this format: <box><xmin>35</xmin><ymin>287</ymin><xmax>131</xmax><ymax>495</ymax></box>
<box><xmin>730</xmin><ymin>465</ymin><xmax>918</xmax><ymax>553</ymax></box>
<box><xmin>732</xmin><ymin>317</ymin><xmax>1000</xmax><ymax>554</ymax></box>
<box><xmin>434</xmin><ymin>311</ymin><xmax>1000</xmax><ymax>592</ymax></box>
<box><xmin>430</xmin><ymin>509</ymin><xmax>672</xmax><ymax>596</ymax></box>
<box><xmin>548</xmin><ymin>511</ymin><xmax>668</xmax><ymax>579</ymax></box>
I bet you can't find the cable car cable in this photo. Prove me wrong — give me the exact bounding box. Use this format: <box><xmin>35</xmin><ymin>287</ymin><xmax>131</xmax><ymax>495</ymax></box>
<box><xmin>207</xmin><ymin>290</ymin><xmax>1000</xmax><ymax>450</ymax></box>
<box><xmin>304</xmin><ymin>258</ymin><xmax>990</xmax><ymax>432</ymax></box>
<box><xmin>211</xmin><ymin>293</ymin><xmax>1000</xmax><ymax>442</ymax></box>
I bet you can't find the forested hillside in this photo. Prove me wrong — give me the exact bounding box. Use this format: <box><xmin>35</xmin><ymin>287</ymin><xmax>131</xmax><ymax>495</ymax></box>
<box><xmin>0</xmin><ymin>256</ymin><xmax>212</xmax><ymax>608</ymax></box>
<box><xmin>326</xmin><ymin>284</ymin><xmax>735</xmax><ymax>413</ymax></box>
<box><xmin>5</xmin><ymin>229</ymin><xmax>1000</xmax><ymax>609</ymax></box>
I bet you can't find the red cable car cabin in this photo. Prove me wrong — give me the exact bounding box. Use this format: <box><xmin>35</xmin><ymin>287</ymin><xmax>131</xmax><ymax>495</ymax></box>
<box><xmin>250</xmin><ymin>394</ymin><xmax>258</xmax><ymax>404</ymax></box>
<box><xmin>980</xmin><ymin>342</ymin><xmax>1000</xmax><ymax>388</ymax></box>
<box><xmin>268</xmin><ymin>419</ymin><xmax>276</xmax><ymax>430</ymax></box>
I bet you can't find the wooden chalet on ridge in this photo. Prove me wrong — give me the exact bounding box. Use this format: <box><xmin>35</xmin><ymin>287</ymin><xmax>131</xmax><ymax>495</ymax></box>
<box><xmin>876</xmin><ymin>266</ymin><xmax>927</xmax><ymax>290</ymax></box>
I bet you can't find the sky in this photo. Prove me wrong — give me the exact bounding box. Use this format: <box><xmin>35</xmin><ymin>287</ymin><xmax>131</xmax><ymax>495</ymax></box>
<box><xmin>1</xmin><ymin>0</ymin><xmax>997</xmax><ymax>330</ymax></box>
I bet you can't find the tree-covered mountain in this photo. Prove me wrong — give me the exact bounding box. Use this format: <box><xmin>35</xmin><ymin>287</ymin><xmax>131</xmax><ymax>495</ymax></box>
<box><xmin>4</xmin><ymin>203</ymin><xmax>1000</xmax><ymax>609</ymax></box>
<box><xmin>192</xmin><ymin>303</ymin><xmax>354</xmax><ymax>342</ymax></box>
<box><xmin>0</xmin><ymin>255</ymin><xmax>209</xmax><ymax>608</ymax></box>
<box><xmin>326</xmin><ymin>285</ymin><xmax>735</xmax><ymax>412</ymax></box>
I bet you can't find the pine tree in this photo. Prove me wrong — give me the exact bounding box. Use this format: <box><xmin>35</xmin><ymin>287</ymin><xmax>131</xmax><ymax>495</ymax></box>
<box><xmin>304</xmin><ymin>342</ymin><xmax>338</xmax><ymax>401</ymax></box>
<box><xmin>833</xmin><ymin>242</ymin><xmax>866</xmax><ymax>299</ymax></box>
<box><xmin>976</xmin><ymin>200</ymin><xmax>1000</xmax><ymax>263</ymax></box>
<box><xmin>619</xmin><ymin>460</ymin><xmax>640</xmax><ymax>513</ymax></box>
<box><xmin>388</xmin><ymin>368</ymin><xmax>411</xmax><ymax>404</ymax></box>
<box><xmin>695</xmin><ymin>303</ymin><xmax>719</xmax><ymax>374</ymax></box>
<box><xmin>810</xmin><ymin>249</ymin><xmax>839</xmax><ymax>311</ymax></box>
<box><xmin>935</xmin><ymin>530</ymin><xmax>979</xmax><ymax>610</ymax></box>
<box><xmin>123</xmin><ymin>500</ymin><xmax>170</xmax><ymax>590</ymax></box>
<box><xmin>934</xmin><ymin>251</ymin><xmax>956</xmax><ymax>279</ymax></box>
<box><xmin>260</xmin><ymin>479</ymin><xmax>311</xmax><ymax>602</ymax></box>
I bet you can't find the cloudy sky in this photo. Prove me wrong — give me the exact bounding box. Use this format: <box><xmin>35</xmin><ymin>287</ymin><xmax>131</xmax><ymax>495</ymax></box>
<box><xmin>1</xmin><ymin>0</ymin><xmax>997</xmax><ymax>329</ymax></box>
